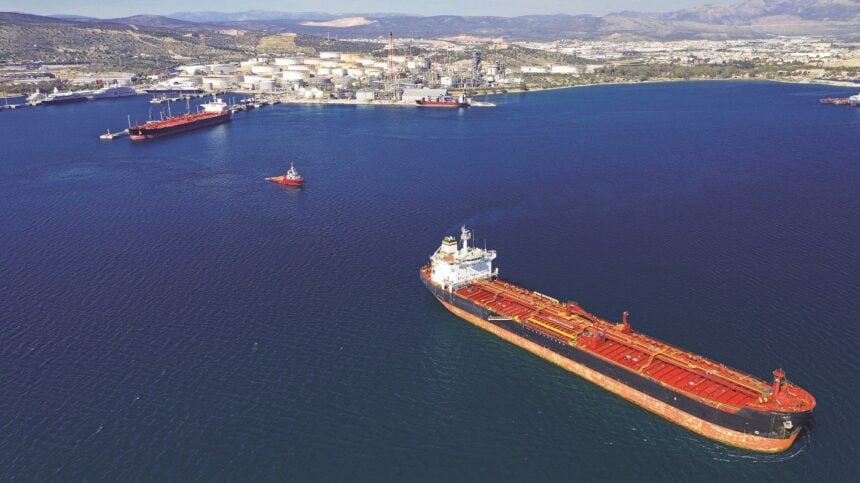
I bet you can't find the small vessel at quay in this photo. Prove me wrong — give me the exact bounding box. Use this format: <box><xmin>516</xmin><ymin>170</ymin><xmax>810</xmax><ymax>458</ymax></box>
<box><xmin>266</xmin><ymin>163</ymin><xmax>304</xmax><ymax>186</ymax></box>
<box><xmin>421</xmin><ymin>226</ymin><xmax>815</xmax><ymax>453</ymax></box>
<box><xmin>416</xmin><ymin>92</ymin><xmax>470</xmax><ymax>108</ymax></box>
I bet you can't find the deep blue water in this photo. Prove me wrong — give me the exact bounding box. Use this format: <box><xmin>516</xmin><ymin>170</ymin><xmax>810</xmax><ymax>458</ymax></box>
<box><xmin>1</xmin><ymin>82</ymin><xmax>858</xmax><ymax>480</ymax></box>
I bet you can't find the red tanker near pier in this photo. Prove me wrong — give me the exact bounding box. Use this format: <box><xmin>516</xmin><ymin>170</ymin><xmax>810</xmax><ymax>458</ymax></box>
<box><xmin>129</xmin><ymin>97</ymin><xmax>231</xmax><ymax>140</ymax></box>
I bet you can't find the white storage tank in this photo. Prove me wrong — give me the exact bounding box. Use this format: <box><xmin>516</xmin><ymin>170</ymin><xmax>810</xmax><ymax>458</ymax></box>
<box><xmin>358</xmin><ymin>58</ymin><xmax>376</xmax><ymax>66</ymax></box>
<box><xmin>330</xmin><ymin>68</ymin><xmax>346</xmax><ymax>77</ymax></box>
<box><xmin>320</xmin><ymin>60</ymin><xmax>340</xmax><ymax>69</ymax></box>
<box><xmin>281</xmin><ymin>70</ymin><xmax>309</xmax><ymax>81</ymax></box>
<box><xmin>258</xmin><ymin>79</ymin><xmax>277</xmax><ymax>91</ymax></box>
<box><xmin>356</xmin><ymin>91</ymin><xmax>375</xmax><ymax>101</ymax></box>
<box><xmin>178</xmin><ymin>76</ymin><xmax>203</xmax><ymax>85</ymax></box>
<box><xmin>274</xmin><ymin>57</ymin><xmax>300</xmax><ymax>66</ymax></box>
<box><xmin>347</xmin><ymin>68</ymin><xmax>365</xmax><ymax>77</ymax></box>
<box><xmin>251</xmin><ymin>65</ymin><xmax>280</xmax><ymax>75</ymax></box>
<box><xmin>287</xmin><ymin>65</ymin><xmax>311</xmax><ymax>72</ymax></box>
<box><xmin>208</xmin><ymin>64</ymin><xmax>236</xmax><ymax>75</ymax></box>
<box><xmin>202</xmin><ymin>76</ymin><xmax>238</xmax><ymax>90</ymax></box>
<box><xmin>178</xmin><ymin>64</ymin><xmax>206</xmax><ymax>75</ymax></box>
<box><xmin>365</xmin><ymin>69</ymin><xmax>383</xmax><ymax>78</ymax></box>
<box><xmin>240</xmin><ymin>60</ymin><xmax>260</xmax><ymax>69</ymax></box>
<box><xmin>302</xmin><ymin>58</ymin><xmax>322</xmax><ymax>66</ymax></box>
<box><xmin>319</xmin><ymin>52</ymin><xmax>341</xmax><ymax>60</ymax></box>
<box><xmin>317</xmin><ymin>67</ymin><xmax>332</xmax><ymax>76</ymax></box>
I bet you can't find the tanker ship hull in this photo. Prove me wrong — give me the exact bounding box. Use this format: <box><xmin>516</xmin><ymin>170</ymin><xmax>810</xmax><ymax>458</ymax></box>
<box><xmin>129</xmin><ymin>112</ymin><xmax>230</xmax><ymax>140</ymax></box>
<box><xmin>421</xmin><ymin>272</ymin><xmax>813</xmax><ymax>453</ymax></box>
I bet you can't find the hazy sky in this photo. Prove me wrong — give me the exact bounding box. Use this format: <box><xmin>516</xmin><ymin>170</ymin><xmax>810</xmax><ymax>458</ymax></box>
<box><xmin>1</xmin><ymin>0</ymin><xmax>738</xmax><ymax>18</ymax></box>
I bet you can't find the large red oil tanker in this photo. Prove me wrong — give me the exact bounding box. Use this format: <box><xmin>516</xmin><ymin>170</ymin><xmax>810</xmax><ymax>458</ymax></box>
<box><xmin>421</xmin><ymin>226</ymin><xmax>816</xmax><ymax>452</ymax></box>
<box><xmin>129</xmin><ymin>97</ymin><xmax>230</xmax><ymax>140</ymax></box>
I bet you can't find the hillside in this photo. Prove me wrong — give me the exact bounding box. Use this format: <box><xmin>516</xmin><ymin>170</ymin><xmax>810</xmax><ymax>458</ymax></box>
<box><xmin>164</xmin><ymin>0</ymin><xmax>860</xmax><ymax>40</ymax></box>
<box><xmin>0</xmin><ymin>12</ymin><xmax>380</xmax><ymax>70</ymax></box>
<box><xmin>0</xmin><ymin>13</ymin><xmax>256</xmax><ymax>68</ymax></box>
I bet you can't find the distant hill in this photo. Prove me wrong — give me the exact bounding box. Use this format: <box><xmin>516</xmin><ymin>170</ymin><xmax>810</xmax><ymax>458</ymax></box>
<box><xmin>0</xmin><ymin>12</ymin><xmax>257</xmax><ymax>68</ymax></box>
<box><xmin>102</xmin><ymin>15</ymin><xmax>206</xmax><ymax>30</ymax></box>
<box><xmin>164</xmin><ymin>0</ymin><xmax>860</xmax><ymax>40</ymax></box>
<box><xmin>169</xmin><ymin>10</ymin><xmax>416</xmax><ymax>23</ymax></box>
<box><xmin>170</xmin><ymin>10</ymin><xmax>339</xmax><ymax>23</ymax></box>
<box><xmin>0</xmin><ymin>12</ymin><xmax>379</xmax><ymax>70</ymax></box>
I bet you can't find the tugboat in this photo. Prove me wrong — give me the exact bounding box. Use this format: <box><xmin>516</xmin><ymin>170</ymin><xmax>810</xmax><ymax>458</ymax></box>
<box><xmin>266</xmin><ymin>163</ymin><xmax>305</xmax><ymax>186</ymax></box>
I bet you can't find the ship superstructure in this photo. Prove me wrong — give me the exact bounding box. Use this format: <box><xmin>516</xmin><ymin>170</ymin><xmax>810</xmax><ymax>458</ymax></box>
<box><xmin>429</xmin><ymin>226</ymin><xmax>497</xmax><ymax>289</ymax></box>
<box><xmin>421</xmin><ymin>226</ymin><xmax>815</xmax><ymax>453</ymax></box>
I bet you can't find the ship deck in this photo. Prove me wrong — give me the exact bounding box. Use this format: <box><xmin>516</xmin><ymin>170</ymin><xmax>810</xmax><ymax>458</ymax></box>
<box><xmin>429</xmin><ymin>270</ymin><xmax>814</xmax><ymax>414</ymax></box>
<box><xmin>131</xmin><ymin>111</ymin><xmax>227</xmax><ymax>130</ymax></box>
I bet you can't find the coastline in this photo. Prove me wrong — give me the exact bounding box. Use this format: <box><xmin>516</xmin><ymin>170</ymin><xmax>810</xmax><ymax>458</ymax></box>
<box><xmin>471</xmin><ymin>77</ymin><xmax>860</xmax><ymax>98</ymax></box>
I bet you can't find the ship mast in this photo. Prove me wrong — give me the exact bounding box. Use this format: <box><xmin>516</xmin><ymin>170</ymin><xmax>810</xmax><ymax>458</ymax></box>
<box><xmin>460</xmin><ymin>225</ymin><xmax>471</xmax><ymax>251</ymax></box>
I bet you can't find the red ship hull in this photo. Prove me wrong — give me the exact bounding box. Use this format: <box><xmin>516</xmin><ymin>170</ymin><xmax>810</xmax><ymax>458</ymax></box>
<box><xmin>267</xmin><ymin>176</ymin><xmax>304</xmax><ymax>186</ymax></box>
<box><xmin>129</xmin><ymin>111</ymin><xmax>231</xmax><ymax>140</ymax></box>
<box><xmin>421</xmin><ymin>267</ymin><xmax>815</xmax><ymax>452</ymax></box>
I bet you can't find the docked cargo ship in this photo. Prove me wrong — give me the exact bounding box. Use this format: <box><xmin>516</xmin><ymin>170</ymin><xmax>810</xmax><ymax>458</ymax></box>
<box><xmin>129</xmin><ymin>98</ymin><xmax>230</xmax><ymax>140</ymax></box>
<box><xmin>421</xmin><ymin>227</ymin><xmax>815</xmax><ymax>453</ymax></box>
<box><xmin>416</xmin><ymin>93</ymin><xmax>470</xmax><ymax>108</ymax></box>
<box><xmin>41</xmin><ymin>87</ymin><xmax>89</xmax><ymax>105</ymax></box>
<box><xmin>145</xmin><ymin>81</ymin><xmax>204</xmax><ymax>95</ymax></box>
<box><xmin>88</xmin><ymin>85</ymin><xmax>136</xmax><ymax>99</ymax></box>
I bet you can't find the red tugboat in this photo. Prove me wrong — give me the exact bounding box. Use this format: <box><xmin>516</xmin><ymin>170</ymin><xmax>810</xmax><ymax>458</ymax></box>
<box><xmin>128</xmin><ymin>97</ymin><xmax>231</xmax><ymax>140</ymax></box>
<box><xmin>266</xmin><ymin>163</ymin><xmax>304</xmax><ymax>186</ymax></box>
<box><xmin>416</xmin><ymin>92</ymin><xmax>470</xmax><ymax>108</ymax></box>
<box><xmin>421</xmin><ymin>226</ymin><xmax>816</xmax><ymax>453</ymax></box>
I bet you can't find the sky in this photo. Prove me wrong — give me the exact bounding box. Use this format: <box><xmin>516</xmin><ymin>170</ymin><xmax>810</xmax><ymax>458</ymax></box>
<box><xmin>0</xmin><ymin>0</ymin><xmax>739</xmax><ymax>18</ymax></box>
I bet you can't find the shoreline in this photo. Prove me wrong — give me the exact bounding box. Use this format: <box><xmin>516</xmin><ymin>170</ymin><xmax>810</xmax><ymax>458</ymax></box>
<box><xmin>471</xmin><ymin>77</ymin><xmax>860</xmax><ymax>98</ymax></box>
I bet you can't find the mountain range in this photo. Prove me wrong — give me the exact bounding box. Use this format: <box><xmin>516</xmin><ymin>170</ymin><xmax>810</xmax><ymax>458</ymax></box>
<box><xmin>2</xmin><ymin>0</ymin><xmax>858</xmax><ymax>47</ymax></box>
<box><xmin>161</xmin><ymin>0</ymin><xmax>860</xmax><ymax>40</ymax></box>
